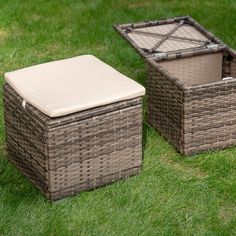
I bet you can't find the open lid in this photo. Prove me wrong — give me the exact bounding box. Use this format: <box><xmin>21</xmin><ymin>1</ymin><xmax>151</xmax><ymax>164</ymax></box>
<box><xmin>114</xmin><ymin>16</ymin><xmax>225</xmax><ymax>61</ymax></box>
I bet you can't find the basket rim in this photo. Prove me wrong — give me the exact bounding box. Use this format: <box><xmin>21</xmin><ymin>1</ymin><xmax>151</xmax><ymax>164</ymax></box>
<box><xmin>4</xmin><ymin>83</ymin><xmax>143</xmax><ymax>129</ymax></box>
<box><xmin>146</xmin><ymin>49</ymin><xmax>236</xmax><ymax>90</ymax></box>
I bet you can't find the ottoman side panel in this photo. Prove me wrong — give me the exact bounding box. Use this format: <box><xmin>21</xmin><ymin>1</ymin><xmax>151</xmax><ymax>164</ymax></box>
<box><xmin>231</xmin><ymin>58</ymin><xmax>236</xmax><ymax>78</ymax></box>
<box><xmin>47</xmin><ymin>98</ymin><xmax>143</xmax><ymax>200</ymax></box>
<box><xmin>3</xmin><ymin>84</ymin><xmax>49</xmax><ymax>194</ymax></box>
<box><xmin>146</xmin><ymin>62</ymin><xmax>184</xmax><ymax>153</ymax></box>
<box><xmin>184</xmin><ymin>81</ymin><xmax>236</xmax><ymax>155</ymax></box>
<box><xmin>222</xmin><ymin>53</ymin><xmax>236</xmax><ymax>78</ymax></box>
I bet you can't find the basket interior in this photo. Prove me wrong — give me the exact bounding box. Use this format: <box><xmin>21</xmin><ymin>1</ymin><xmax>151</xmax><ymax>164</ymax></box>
<box><xmin>158</xmin><ymin>52</ymin><xmax>236</xmax><ymax>86</ymax></box>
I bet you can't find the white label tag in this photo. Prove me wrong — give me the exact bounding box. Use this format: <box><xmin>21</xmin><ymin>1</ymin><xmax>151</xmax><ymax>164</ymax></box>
<box><xmin>22</xmin><ymin>100</ymin><xmax>27</xmax><ymax>109</ymax></box>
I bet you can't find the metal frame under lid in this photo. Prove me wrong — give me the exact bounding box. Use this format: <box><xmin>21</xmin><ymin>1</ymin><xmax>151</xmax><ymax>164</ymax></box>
<box><xmin>114</xmin><ymin>16</ymin><xmax>235</xmax><ymax>61</ymax></box>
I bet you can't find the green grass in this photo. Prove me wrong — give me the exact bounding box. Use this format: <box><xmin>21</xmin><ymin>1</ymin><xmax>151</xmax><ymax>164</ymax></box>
<box><xmin>0</xmin><ymin>0</ymin><xmax>236</xmax><ymax>235</ymax></box>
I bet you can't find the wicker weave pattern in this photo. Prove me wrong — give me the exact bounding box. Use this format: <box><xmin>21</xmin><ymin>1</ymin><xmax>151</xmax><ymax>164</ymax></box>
<box><xmin>184</xmin><ymin>81</ymin><xmax>236</xmax><ymax>154</ymax></box>
<box><xmin>146</xmin><ymin>51</ymin><xmax>236</xmax><ymax>155</ymax></box>
<box><xmin>3</xmin><ymin>84</ymin><xmax>143</xmax><ymax>200</ymax></box>
<box><xmin>115</xmin><ymin>16</ymin><xmax>236</xmax><ymax>155</ymax></box>
<box><xmin>114</xmin><ymin>16</ymin><xmax>235</xmax><ymax>60</ymax></box>
<box><xmin>127</xmin><ymin>23</ymin><xmax>208</xmax><ymax>52</ymax></box>
<box><xmin>146</xmin><ymin>63</ymin><xmax>184</xmax><ymax>152</ymax></box>
<box><xmin>159</xmin><ymin>53</ymin><xmax>223</xmax><ymax>86</ymax></box>
<box><xmin>232</xmin><ymin>59</ymin><xmax>236</xmax><ymax>77</ymax></box>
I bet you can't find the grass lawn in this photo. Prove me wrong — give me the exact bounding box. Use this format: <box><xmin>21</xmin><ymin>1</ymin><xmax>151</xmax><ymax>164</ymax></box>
<box><xmin>1</xmin><ymin>0</ymin><xmax>236</xmax><ymax>235</ymax></box>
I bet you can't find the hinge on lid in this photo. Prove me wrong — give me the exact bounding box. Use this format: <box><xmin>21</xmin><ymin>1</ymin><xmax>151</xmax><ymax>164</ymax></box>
<box><xmin>222</xmin><ymin>77</ymin><xmax>234</xmax><ymax>81</ymax></box>
<box><xmin>206</xmin><ymin>44</ymin><xmax>219</xmax><ymax>49</ymax></box>
<box><xmin>153</xmin><ymin>52</ymin><xmax>167</xmax><ymax>59</ymax></box>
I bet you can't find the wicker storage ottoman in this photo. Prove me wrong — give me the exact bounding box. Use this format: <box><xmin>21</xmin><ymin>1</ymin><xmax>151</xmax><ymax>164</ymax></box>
<box><xmin>3</xmin><ymin>55</ymin><xmax>145</xmax><ymax>200</ymax></box>
<box><xmin>115</xmin><ymin>16</ymin><xmax>236</xmax><ymax>155</ymax></box>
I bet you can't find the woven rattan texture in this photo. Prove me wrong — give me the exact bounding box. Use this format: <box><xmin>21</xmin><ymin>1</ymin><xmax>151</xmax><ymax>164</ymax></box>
<box><xmin>146</xmin><ymin>52</ymin><xmax>236</xmax><ymax>155</ymax></box>
<box><xmin>114</xmin><ymin>16</ymin><xmax>235</xmax><ymax>60</ymax></box>
<box><xmin>159</xmin><ymin>53</ymin><xmax>223</xmax><ymax>86</ymax></box>
<box><xmin>146</xmin><ymin>64</ymin><xmax>184</xmax><ymax>152</ymax></box>
<box><xmin>3</xmin><ymin>84</ymin><xmax>143</xmax><ymax>200</ymax></box>
<box><xmin>184</xmin><ymin>81</ymin><xmax>236</xmax><ymax>154</ymax></box>
<box><xmin>127</xmin><ymin>23</ymin><xmax>208</xmax><ymax>52</ymax></box>
<box><xmin>232</xmin><ymin>59</ymin><xmax>236</xmax><ymax>77</ymax></box>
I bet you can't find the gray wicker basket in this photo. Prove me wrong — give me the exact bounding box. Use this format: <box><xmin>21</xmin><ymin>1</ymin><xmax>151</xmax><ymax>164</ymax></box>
<box><xmin>3</xmin><ymin>56</ymin><xmax>145</xmax><ymax>200</ymax></box>
<box><xmin>115</xmin><ymin>16</ymin><xmax>236</xmax><ymax>155</ymax></box>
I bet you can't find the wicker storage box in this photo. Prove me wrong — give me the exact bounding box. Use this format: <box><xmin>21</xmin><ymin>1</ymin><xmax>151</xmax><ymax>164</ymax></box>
<box><xmin>115</xmin><ymin>16</ymin><xmax>236</xmax><ymax>155</ymax></box>
<box><xmin>3</xmin><ymin>55</ymin><xmax>145</xmax><ymax>200</ymax></box>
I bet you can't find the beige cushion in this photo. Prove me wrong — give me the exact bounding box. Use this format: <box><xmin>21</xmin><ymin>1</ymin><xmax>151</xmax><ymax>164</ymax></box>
<box><xmin>4</xmin><ymin>55</ymin><xmax>145</xmax><ymax>117</ymax></box>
